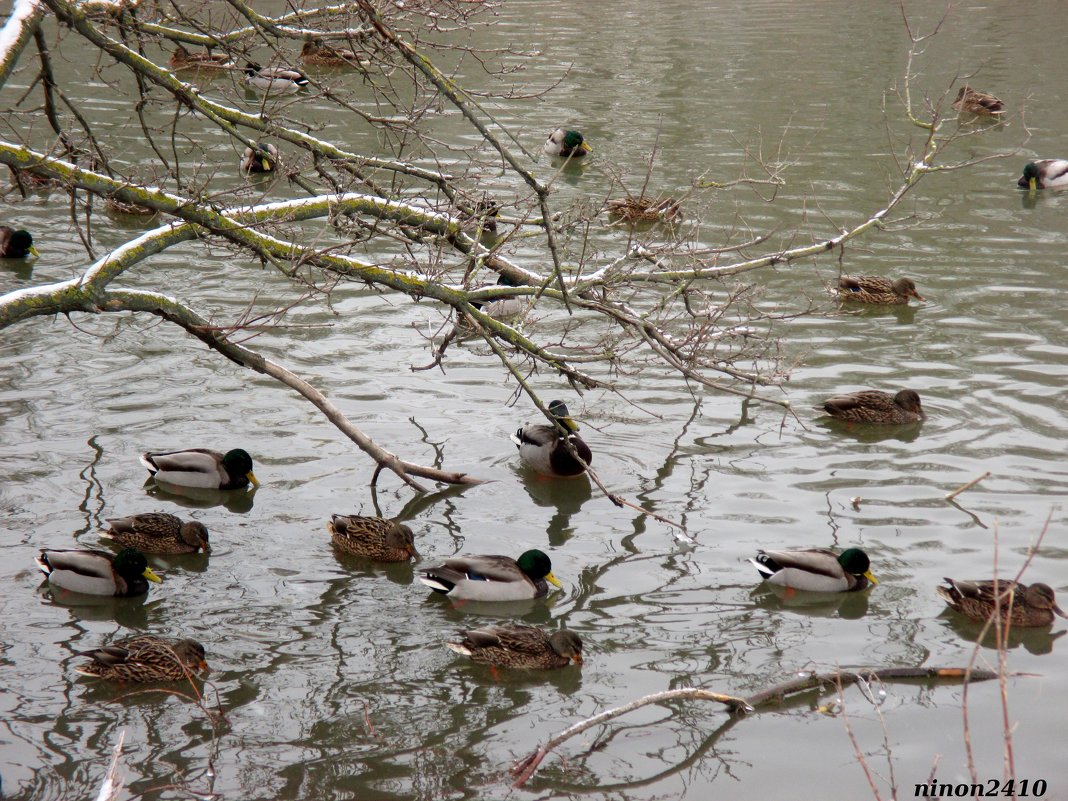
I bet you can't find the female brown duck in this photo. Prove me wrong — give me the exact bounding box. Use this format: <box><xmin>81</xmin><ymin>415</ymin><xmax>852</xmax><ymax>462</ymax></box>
<box><xmin>822</xmin><ymin>389</ymin><xmax>924</xmax><ymax>425</ymax></box>
<box><xmin>938</xmin><ymin>579</ymin><xmax>1067</xmax><ymax>627</ymax></box>
<box><xmin>837</xmin><ymin>275</ymin><xmax>924</xmax><ymax>305</ymax></box>
<box><xmin>326</xmin><ymin>515</ymin><xmax>418</xmax><ymax>562</ymax></box>
<box><xmin>446</xmin><ymin>625</ymin><xmax>583</xmax><ymax>669</ymax></box>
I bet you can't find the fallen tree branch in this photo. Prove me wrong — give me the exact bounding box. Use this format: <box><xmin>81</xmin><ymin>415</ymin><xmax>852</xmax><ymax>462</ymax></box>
<box><xmin>510</xmin><ymin>666</ymin><xmax>1002</xmax><ymax>788</ymax></box>
<box><xmin>510</xmin><ymin>688</ymin><xmax>750</xmax><ymax>787</ymax></box>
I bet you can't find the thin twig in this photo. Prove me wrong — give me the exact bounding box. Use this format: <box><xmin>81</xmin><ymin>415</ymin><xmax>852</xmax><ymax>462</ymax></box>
<box><xmin>945</xmin><ymin>471</ymin><xmax>991</xmax><ymax>502</ymax></box>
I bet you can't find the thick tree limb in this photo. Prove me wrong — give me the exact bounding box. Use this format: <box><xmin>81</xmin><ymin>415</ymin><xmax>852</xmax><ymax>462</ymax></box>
<box><xmin>0</xmin><ymin>0</ymin><xmax>45</xmax><ymax>88</ymax></box>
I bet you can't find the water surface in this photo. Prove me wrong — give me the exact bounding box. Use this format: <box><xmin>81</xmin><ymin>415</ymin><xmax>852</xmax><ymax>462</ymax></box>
<box><xmin>1</xmin><ymin>1</ymin><xmax>1065</xmax><ymax>799</ymax></box>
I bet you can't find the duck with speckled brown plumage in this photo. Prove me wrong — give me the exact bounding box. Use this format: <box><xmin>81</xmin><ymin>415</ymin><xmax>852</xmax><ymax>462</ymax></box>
<box><xmin>938</xmin><ymin>578</ymin><xmax>1068</xmax><ymax>627</ymax></box>
<box><xmin>300</xmin><ymin>39</ymin><xmax>370</xmax><ymax>68</ymax></box>
<box><xmin>446</xmin><ymin>625</ymin><xmax>583</xmax><ymax>669</ymax></box>
<box><xmin>821</xmin><ymin>389</ymin><xmax>924</xmax><ymax>425</ymax></box>
<box><xmin>75</xmin><ymin>635</ymin><xmax>209</xmax><ymax>682</ymax></box>
<box><xmin>169</xmin><ymin>43</ymin><xmax>233</xmax><ymax>73</ymax></box>
<box><xmin>837</xmin><ymin>275</ymin><xmax>924</xmax><ymax>305</ymax></box>
<box><xmin>326</xmin><ymin>515</ymin><xmax>418</xmax><ymax>562</ymax></box>
<box><xmin>953</xmin><ymin>86</ymin><xmax>1004</xmax><ymax>116</ymax></box>
<box><xmin>101</xmin><ymin>512</ymin><xmax>210</xmax><ymax>554</ymax></box>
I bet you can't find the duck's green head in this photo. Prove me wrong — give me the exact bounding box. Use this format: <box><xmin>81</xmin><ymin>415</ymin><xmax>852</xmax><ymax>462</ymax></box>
<box><xmin>548</xmin><ymin>399</ymin><xmax>580</xmax><ymax>434</ymax></box>
<box><xmin>223</xmin><ymin>448</ymin><xmax>259</xmax><ymax>487</ymax></box>
<box><xmin>838</xmin><ymin>547</ymin><xmax>877</xmax><ymax>585</ymax></box>
<box><xmin>1022</xmin><ymin>161</ymin><xmax>1041</xmax><ymax>192</ymax></box>
<box><xmin>114</xmin><ymin>548</ymin><xmax>163</xmax><ymax>583</ymax></box>
<box><xmin>254</xmin><ymin>142</ymin><xmax>275</xmax><ymax>171</ymax></box>
<box><xmin>9</xmin><ymin>229</ymin><xmax>38</xmax><ymax>258</ymax></box>
<box><xmin>563</xmin><ymin>130</ymin><xmax>591</xmax><ymax>154</ymax></box>
<box><xmin>517</xmin><ymin>549</ymin><xmax>562</xmax><ymax>588</ymax></box>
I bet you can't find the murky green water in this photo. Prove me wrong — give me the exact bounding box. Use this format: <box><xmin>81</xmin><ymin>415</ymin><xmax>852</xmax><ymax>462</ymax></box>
<box><xmin>2</xmin><ymin>1</ymin><xmax>1066</xmax><ymax>799</ymax></box>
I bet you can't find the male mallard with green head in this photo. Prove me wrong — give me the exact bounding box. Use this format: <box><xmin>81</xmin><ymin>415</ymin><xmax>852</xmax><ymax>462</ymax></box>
<box><xmin>326</xmin><ymin>515</ymin><xmax>419</xmax><ymax>562</ymax></box>
<box><xmin>821</xmin><ymin>389</ymin><xmax>924</xmax><ymax>425</ymax></box>
<box><xmin>837</xmin><ymin>275</ymin><xmax>924</xmax><ymax>305</ymax></box>
<box><xmin>242</xmin><ymin>142</ymin><xmax>279</xmax><ymax>174</ymax></box>
<box><xmin>1018</xmin><ymin>160</ymin><xmax>1068</xmax><ymax>191</ymax></box>
<box><xmin>446</xmin><ymin>625</ymin><xmax>583</xmax><ymax>669</ymax></box>
<box><xmin>102</xmin><ymin>512</ymin><xmax>210</xmax><ymax>555</ymax></box>
<box><xmin>75</xmin><ymin>635</ymin><xmax>209</xmax><ymax>682</ymax></box>
<box><xmin>36</xmin><ymin>548</ymin><xmax>163</xmax><ymax>597</ymax></box>
<box><xmin>141</xmin><ymin>448</ymin><xmax>259</xmax><ymax>490</ymax></box>
<box><xmin>419</xmin><ymin>549</ymin><xmax>562</xmax><ymax>601</ymax></box>
<box><xmin>511</xmin><ymin>400</ymin><xmax>592</xmax><ymax>478</ymax></box>
<box><xmin>938</xmin><ymin>578</ymin><xmax>1067</xmax><ymax>627</ymax></box>
<box><xmin>544</xmin><ymin>128</ymin><xmax>591</xmax><ymax>158</ymax></box>
<box><xmin>750</xmin><ymin>547</ymin><xmax>878</xmax><ymax>592</ymax></box>
<box><xmin>243</xmin><ymin>62</ymin><xmax>309</xmax><ymax>93</ymax></box>
<box><xmin>0</xmin><ymin>226</ymin><xmax>39</xmax><ymax>258</ymax></box>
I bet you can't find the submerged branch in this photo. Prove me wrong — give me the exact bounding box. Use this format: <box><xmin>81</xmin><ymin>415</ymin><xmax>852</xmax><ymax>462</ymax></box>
<box><xmin>510</xmin><ymin>666</ymin><xmax>1002</xmax><ymax>788</ymax></box>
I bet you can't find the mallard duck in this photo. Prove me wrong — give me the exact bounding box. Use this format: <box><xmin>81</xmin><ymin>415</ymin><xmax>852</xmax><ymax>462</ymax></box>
<box><xmin>837</xmin><ymin>275</ymin><xmax>924</xmax><ymax>305</ymax></box>
<box><xmin>1018</xmin><ymin>160</ymin><xmax>1068</xmax><ymax>191</ymax></box>
<box><xmin>36</xmin><ymin>548</ymin><xmax>163</xmax><ymax>597</ymax></box>
<box><xmin>326</xmin><ymin>515</ymin><xmax>418</xmax><ymax>561</ymax></box>
<box><xmin>75</xmin><ymin>635</ymin><xmax>208</xmax><ymax>682</ymax></box>
<box><xmin>419</xmin><ymin>549</ymin><xmax>562</xmax><ymax>601</ymax></box>
<box><xmin>241</xmin><ymin>142</ymin><xmax>279</xmax><ymax>174</ymax></box>
<box><xmin>467</xmin><ymin>273</ymin><xmax>527</xmax><ymax>323</ymax></box>
<box><xmin>101</xmin><ymin>512</ymin><xmax>210</xmax><ymax>555</ymax></box>
<box><xmin>446</xmin><ymin>625</ymin><xmax>583</xmax><ymax>669</ymax></box>
<box><xmin>750</xmin><ymin>547</ymin><xmax>878</xmax><ymax>592</ymax></box>
<box><xmin>0</xmin><ymin>226</ymin><xmax>39</xmax><ymax>258</ymax></box>
<box><xmin>169</xmin><ymin>43</ymin><xmax>233</xmax><ymax>73</ymax></box>
<box><xmin>544</xmin><ymin>128</ymin><xmax>591</xmax><ymax>158</ymax></box>
<box><xmin>938</xmin><ymin>578</ymin><xmax>1067</xmax><ymax>627</ymax></box>
<box><xmin>8</xmin><ymin>166</ymin><xmax>63</xmax><ymax>192</ymax></box>
<box><xmin>510</xmin><ymin>400</ymin><xmax>593</xmax><ymax>478</ymax></box>
<box><xmin>821</xmin><ymin>389</ymin><xmax>925</xmax><ymax>425</ymax></box>
<box><xmin>953</xmin><ymin>86</ymin><xmax>1004</xmax><ymax>116</ymax></box>
<box><xmin>461</xmin><ymin>198</ymin><xmax>500</xmax><ymax>234</ymax></box>
<box><xmin>300</xmin><ymin>39</ymin><xmax>370</xmax><ymax>68</ymax></box>
<box><xmin>243</xmin><ymin>62</ymin><xmax>309</xmax><ymax>93</ymax></box>
<box><xmin>141</xmin><ymin>448</ymin><xmax>259</xmax><ymax>490</ymax></box>
<box><xmin>105</xmin><ymin>197</ymin><xmax>157</xmax><ymax>217</ymax></box>
<box><xmin>605</xmin><ymin>196</ymin><xmax>683</xmax><ymax>224</ymax></box>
